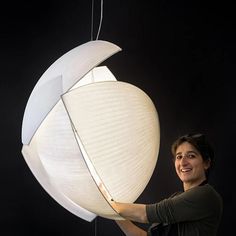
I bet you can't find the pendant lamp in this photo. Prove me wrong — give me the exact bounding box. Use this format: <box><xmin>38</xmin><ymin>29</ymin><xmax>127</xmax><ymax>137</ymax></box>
<box><xmin>21</xmin><ymin>40</ymin><xmax>160</xmax><ymax>221</ymax></box>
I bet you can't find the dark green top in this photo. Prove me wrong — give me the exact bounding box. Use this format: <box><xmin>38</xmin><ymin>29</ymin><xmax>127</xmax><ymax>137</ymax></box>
<box><xmin>146</xmin><ymin>184</ymin><xmax>223</xmax><ymax>236</ymax></box>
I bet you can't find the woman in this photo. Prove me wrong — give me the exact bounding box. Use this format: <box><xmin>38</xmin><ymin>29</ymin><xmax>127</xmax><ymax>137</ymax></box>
<box><xmin>111</xmin><ymin>133</ymin><xmax>223</xmax><ymax>236</ymax></box>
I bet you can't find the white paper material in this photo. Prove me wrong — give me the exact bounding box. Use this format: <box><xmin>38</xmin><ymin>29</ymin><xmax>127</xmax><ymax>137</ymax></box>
<box><xmin>21</xmin><ymin>41</ymin><xmax>160</xmax><ymax>222</ymax></box>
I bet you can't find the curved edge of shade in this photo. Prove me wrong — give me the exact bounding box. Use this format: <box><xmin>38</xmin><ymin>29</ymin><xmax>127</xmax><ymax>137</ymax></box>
<box><xmin>22</xmin><ymin>40</ymin><xmax>121</xmax><ymax>144</ymax></box>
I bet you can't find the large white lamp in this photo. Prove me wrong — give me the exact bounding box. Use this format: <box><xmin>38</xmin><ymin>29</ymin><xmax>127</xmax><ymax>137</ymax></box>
<box><xmin>21</xmin><ymin>40</ymin><xmax>160</xmax><ymax>221</ymax></box>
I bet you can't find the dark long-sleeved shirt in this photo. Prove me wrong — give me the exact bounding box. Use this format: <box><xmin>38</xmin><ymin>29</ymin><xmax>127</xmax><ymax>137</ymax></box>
<box><xmin>146</xmin><ymin>184</ymin><xmax>223</xmax><ymax>236</ymax></box>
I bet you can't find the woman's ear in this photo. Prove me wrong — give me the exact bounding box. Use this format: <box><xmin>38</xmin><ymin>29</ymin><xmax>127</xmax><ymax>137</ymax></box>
<box><xmin>204</xmin><ymin>158</ymin><xmax>211</xmax><ymax>170</ymax></box>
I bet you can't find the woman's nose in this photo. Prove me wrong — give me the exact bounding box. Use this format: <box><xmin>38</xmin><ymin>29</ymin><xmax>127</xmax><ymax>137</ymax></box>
<box><xmin>180</xmin><ymin>156</ymin><xmax>189</xmax><ymax>165</ymax></box>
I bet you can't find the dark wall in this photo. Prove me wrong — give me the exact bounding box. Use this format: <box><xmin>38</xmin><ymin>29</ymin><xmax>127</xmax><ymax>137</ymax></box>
<box><xmin>1</xmin><ymin>0</ymin><xmax>234</xmax><ymax>235</ymax></box>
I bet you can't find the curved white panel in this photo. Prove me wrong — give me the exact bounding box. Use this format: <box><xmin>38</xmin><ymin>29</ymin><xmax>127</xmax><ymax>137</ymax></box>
<box><xmin>22</xmin><ymin>41</ymin><xmax>121</xmax><ymax>144</ymax></box>
<box><xmin>22</xmin><ymin>144</ymin><xmax>96</xmax><ymax>222</ymax></box>
<box><xmin>23</xmin><ymin>99</ymin><xmax>122</xmax><ymax>221</ymax></box>
<box><xmin>22</xmin><ymin>75</ymin><xmax>63</xmax><ymax>146</ymax></box>
<box><xmin>62</xmin><ymin>81</ymin><xmax>160</xmax><ymax>203</ymax></box>
<box><xmin>21</xmin><ymin>40</ymin><xmax>160</xmax><ymax>222</ymax></box>
<box><xmin>22</xmin><ymin>100</ymin><xmax>96</xmax><ymax>221</ymax></box>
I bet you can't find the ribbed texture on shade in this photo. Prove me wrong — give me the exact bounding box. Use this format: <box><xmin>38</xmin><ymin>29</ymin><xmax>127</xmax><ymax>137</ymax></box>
<box><xmin>21</xmin><ymin>130</ymin><xmax>96</xmax><ymax>222</ymax></box>
<box><xmin>21</xmin><ymin>40</ymin><xmax>160</xmax><ymax>222</ymax></box>
<box><xmin>21</xmin><ymin>66</ymin><xmax>122</xmax><ymax>221</ymax></box>
<box><xmin>22</xmin><ymin>40</ymin><xmax>121</xmax><ymax>145</ymax></box>
<box><xmin>29</xmin><ymin>100</ymin><xmax>120</xmax><ymax>219</ymax></box>
<box><xmin>62</xmin><ymin>81</ymin><xmax>160</xmax><ymax>203</ymax></box>
<box><xmin>22</xmin><ymin>78</ymin><xmax>160</xmax><ymax>221</ymax></box>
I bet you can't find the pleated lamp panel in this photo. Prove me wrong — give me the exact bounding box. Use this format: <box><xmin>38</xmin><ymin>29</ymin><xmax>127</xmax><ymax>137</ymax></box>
<box><xmin>61</xmin><ymin>41</ymin><xmax>121</xmax><ymax>91</ymax></box>
<box><xmin>62</xmin><ymin>81</ymin><xmax>160</xmax><ymax>203</ymax></box>
<box><xmin>24</xmin><ymin>99</ymin><xmax>122</xmax><ymax>220</ymax></box>
<box><xmin>21</xmin><ymin>66</ymin><xmax>124</xmax><ymax>221</ymax></box>
<box><xmin>21</xmin><ymin>39</ymin><xmax>160</xmax><ymax>220</ymax></box>
<box><xmin>22</xmin><ymin>139</ymin><xmax>96</xmax><ymax>222</ymax></box>
<box><xmin>22</xmin><ymin>75</ymin><xmax>63</xmax><ymax>145</ymax></box>
<box><xmin>22</xmin><ymin>40</ymin><xmax>121</xmax><ymax>145</ymax></box>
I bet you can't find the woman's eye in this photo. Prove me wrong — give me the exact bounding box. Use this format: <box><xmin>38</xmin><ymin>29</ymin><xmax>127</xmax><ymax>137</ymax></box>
<box><xmin>188</xmin><ymin>154</ymin><xmax>195</xmax><ymax>158</ymax></box>
<box><xmin>176</xmin><ymin>155</ymin><xmax>182</xmax><ymax>160</ymax></box>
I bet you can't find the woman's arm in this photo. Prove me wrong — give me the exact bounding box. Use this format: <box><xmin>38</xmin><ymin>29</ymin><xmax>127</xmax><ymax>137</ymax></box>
<box><xmin>111</xmin><ymin>201</ymin><xmax>148</xmax><ymax>223</ymax></box>
<box><xmin>115</xmin><ymin>220</ymin><xmax>147</xmax><ymax>236</ymax></box>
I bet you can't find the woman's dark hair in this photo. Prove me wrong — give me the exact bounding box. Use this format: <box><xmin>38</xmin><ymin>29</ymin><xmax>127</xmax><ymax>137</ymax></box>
<box><xmin>171</xmin><ymin>133</ymin><xmax>214</xmax><ymax>179</ymax></box>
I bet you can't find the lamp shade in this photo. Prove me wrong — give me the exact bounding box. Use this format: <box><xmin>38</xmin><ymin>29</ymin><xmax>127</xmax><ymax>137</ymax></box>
<box><xmin>21</xmin><ymin>40</ymin><xmax>160</xmax><ymax>221</ymax></box>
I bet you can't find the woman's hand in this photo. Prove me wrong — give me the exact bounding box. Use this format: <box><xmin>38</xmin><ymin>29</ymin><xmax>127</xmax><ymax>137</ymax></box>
<box><xmin>109</xmin><ymin>200</ymin><xmax>148</xmax><ymax>223</ymax></box>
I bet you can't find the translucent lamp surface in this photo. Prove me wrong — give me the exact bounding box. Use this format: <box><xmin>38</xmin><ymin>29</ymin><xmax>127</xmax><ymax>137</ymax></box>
<box><xmin>21</xmin><ymin>40</ymin><xmax>160</xmax><ymax>222</ymax></box>
<box><xmin>22</xmin><ymin>40</ymin><xmax>121</xmax><ymax>145</ymax></box>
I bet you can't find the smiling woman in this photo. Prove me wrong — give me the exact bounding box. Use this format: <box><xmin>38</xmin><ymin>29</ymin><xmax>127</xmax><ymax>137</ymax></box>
<box><xmin>172</xmin><ymin>134</ymin><xmax>213</xmax><ymax>191</ymax></box>
<box><xmin>110</xmin><ymin>133</ymin><xmax>223</xmax><ymax>236</ymax></box>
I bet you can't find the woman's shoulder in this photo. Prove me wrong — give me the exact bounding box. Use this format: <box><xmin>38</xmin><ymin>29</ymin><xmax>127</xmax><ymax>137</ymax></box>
<box><xmin>190</xmin><ymin>184</ymin><xmax>221</xmax><ymax>199</ymax></box>
<box><xmin>179</xmin><ymin>184</ymin><xmax>223</xmax><ymax>211</ymax></box>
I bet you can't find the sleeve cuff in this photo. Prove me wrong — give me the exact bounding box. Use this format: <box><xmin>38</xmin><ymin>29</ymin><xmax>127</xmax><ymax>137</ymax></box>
<box><xmin>146</xmin><ymin>204</ymin><xmax>159</xmax><ymax>223</ymax></box>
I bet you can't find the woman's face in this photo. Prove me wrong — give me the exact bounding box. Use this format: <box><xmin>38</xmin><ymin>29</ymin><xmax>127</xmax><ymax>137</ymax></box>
<box><xmin>174</xmin><ymin>142</ymin><xmax>210</xmax><ymax>190</ymax></box>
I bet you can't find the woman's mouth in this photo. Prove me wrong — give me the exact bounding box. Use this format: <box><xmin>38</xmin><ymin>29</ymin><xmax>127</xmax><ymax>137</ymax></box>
<box><xmin>181</xmin><ymin>168</ymin><xmax>192</xmax><ymax>173</ymax></box>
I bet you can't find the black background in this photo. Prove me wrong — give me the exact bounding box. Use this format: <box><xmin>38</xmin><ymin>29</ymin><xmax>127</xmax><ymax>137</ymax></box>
<box><xmin>1</xmin><ymin>0</ymin><xmax>235</xmax><ymax>235</ymax></box>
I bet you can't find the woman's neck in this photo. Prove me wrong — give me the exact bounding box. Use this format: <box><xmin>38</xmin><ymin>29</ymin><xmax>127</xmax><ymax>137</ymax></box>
<box><xmin>183</xmin><ymin>177</ymin><xmax>207</xmax><ymax>191</ymax></box>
